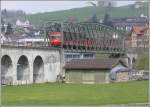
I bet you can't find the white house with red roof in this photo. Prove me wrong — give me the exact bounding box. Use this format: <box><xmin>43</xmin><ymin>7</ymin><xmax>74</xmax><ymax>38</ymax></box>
<box><xmin>126</xmin><ymin>25</ymin><xmax>149</xmax><ymax>49</ymax></box>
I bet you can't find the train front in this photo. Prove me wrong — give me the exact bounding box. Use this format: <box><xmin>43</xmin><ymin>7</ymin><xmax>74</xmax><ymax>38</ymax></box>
<box><xmin>49</xmin><ymin>31</ymin><xmax>62</xmax><ymax>47</ymax></box>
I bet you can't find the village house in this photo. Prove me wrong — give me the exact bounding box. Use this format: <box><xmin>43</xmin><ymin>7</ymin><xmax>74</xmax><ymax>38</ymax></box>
<box><xmin>1</xmin><ymin>33</ymin><xmax>12</xmax><ymax>43</ymax></box>
<box><xmin>64</xmin><ymin>58</ymin><xmax>129</xmax><ymax>84</ymax></box>
<box><xmin>111</xmin><ymin>16</ymin><xmax>148</xmax><ymax>32</ymax></box>
<box><xmin>126</xmin><ymin>25</ymin><xmax>149</xmax><ymax>51</ymax></box>
<box><xmin>16</xmin><ymin>19</ymin><xmax>30</xmax><ymax>28</ymax></box>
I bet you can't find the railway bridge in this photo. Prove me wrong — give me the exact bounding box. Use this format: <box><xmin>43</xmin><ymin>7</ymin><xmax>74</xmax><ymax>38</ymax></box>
<box><xmin>1</xmin><ymin>22</ymin><xmax>137</xmax><ymax>85</ymax></box>
<box><xmin>1</xmin><ymin>45</ymin><xmax>61</xmax><ymax>85</ymax></box>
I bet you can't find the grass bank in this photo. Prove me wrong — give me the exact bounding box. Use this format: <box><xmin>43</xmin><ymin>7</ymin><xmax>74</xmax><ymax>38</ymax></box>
<box><xmin>2</xmin><ymin>80</ymin><xmax>148</xmax><ymax>106</ymax></box>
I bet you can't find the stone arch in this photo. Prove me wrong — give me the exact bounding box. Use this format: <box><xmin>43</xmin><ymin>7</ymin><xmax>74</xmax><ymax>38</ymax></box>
<box><xmin>17</xmin><ymin>55</ymin><xmax>30</xmax><ymax>80</ymax></box>
<box><xmin>33</xmin><ymin>56</ymin><xmax>44</xmax><ymax>83</ymax></box>
<box><xmin>1</xmin><ymin>55</ymin><xmax>13</xmax><ymax>84</ymax></box>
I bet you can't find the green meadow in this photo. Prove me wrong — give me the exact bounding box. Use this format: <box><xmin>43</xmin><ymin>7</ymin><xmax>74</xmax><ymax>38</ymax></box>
<box><xmin>2</xmin><ymin>80</ymin><xmax>148</xmax><ymax>106</ymax></box>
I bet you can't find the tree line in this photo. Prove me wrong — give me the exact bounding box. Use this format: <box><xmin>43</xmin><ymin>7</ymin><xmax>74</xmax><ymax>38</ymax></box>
<box><xmin>1</xmin><ymin>9</ymin><xmax>26</xmax><ymax>35</ymax></box>
<box><xmin>2</xmin><ymin>9</ymin><xmax>26</xmax><ymax>19</ymax></box>
<box><xmin>1</xmin><ymin>18</ymin><xmax>13</xmax><ymax>35</ymax></box>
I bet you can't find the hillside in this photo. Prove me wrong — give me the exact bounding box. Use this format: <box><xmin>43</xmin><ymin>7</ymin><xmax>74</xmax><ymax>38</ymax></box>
<box><xmin>20</xmin><ymin>3</ymin><xmax>148</xmax><ymax>26</ymax></box>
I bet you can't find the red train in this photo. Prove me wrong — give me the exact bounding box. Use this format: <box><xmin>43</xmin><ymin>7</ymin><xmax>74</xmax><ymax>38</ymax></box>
<box><xmin>49</xmin><ymin>32</ymin><xmax>62</xmax><ymax>46</ymax></box>
<box><xmin>49</xmin><ymin>31</ymin><xmax>93</xmax><ymax>47</ymax></box>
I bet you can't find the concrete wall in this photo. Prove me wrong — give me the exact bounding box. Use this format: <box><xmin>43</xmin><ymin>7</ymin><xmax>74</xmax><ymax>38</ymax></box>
<box><xmin>1</xmin><ymin>46</ymin><xmax>61</xmax><ymax>85</ymax></box>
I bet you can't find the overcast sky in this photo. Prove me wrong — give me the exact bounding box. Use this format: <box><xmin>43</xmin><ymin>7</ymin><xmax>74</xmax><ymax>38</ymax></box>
<box><xmin>1</xmin><ymin>1</ymin><xmax>137</xmax><ymax>14</ymax></box>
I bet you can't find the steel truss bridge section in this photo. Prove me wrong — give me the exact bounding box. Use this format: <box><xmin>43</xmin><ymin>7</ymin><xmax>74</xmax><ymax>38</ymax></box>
<box><xmin>44</xmin><ymin>21</ymin><xmax>126</xmax><ymax>54</ymax></box>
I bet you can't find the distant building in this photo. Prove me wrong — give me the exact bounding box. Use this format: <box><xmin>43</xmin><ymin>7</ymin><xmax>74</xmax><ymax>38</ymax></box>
<box><xmin>126</xmin><ymin>25</ymin><xmax>149</xmax><ymax>50</ymax></box>
<box><xmin>111</xmin><ymin>16</ymin><xmax>148</xmax><ymax>32</ymax></box>
<box><xmin>1</xmin><ymin>31</ymin><xmax>44</xmax><ymax>46</ymax></box>
<box><xmin>1</xmin><ymin>33</ymin><xmax>12</xmax><ymax>43</ymax></box>
<box><xmin>140</xmin><ymin>14</ymin><xmax>147</xmax><ymax>18</ymax></box>
<box><xmin>0</xmin><ymin>33</ymin><xmax>25</xmax><ymax>45</ymax></box>
<box><xmin>1</xmin><ymin>23</ymin><xmax>14</xmax><ymax>33</ymax></box>
<box><xmin>16</xmin><ymin>19</ymin><xmax>30</xmax><ymax>28</ymax></box>
<box><xmin>17</xmin><ymin>34</ymin><xmax>45</xmax><ymax>46</ymax></box>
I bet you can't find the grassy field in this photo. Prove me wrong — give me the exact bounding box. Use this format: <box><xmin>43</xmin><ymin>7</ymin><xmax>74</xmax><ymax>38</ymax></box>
<box><xmin>2</xmin><ymin>80</ymin><xmax>149</xmax><ymax>106</ymax></box>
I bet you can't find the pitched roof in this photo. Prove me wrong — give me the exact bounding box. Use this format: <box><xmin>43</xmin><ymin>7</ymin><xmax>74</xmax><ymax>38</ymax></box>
<box><xmin>64</xmin><ymin>58</ymin><xmax>126</xmax><ymax>70</ymax></box>
<box><xmin>128</xmin><ymin>26</ymin><xmax>149</xmax><ymax>37</ymax></box>
<box><xmin>132</xmin><ymin>26</ymin><xmax>148</xmax><ymax>35</ymax></box>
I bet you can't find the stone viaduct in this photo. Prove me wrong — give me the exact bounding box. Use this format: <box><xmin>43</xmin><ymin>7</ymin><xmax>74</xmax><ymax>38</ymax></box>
<box><xmin>1</xmin><ymin>45</ymin><xmax>61</xmax><ymax>85</ymax></box>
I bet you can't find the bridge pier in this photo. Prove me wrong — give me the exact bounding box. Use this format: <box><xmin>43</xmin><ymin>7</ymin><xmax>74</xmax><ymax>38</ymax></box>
<box><xmin>29</xmin><ymin>61</ymin><xmax>34</xmax><ymax>84</ymax></box>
